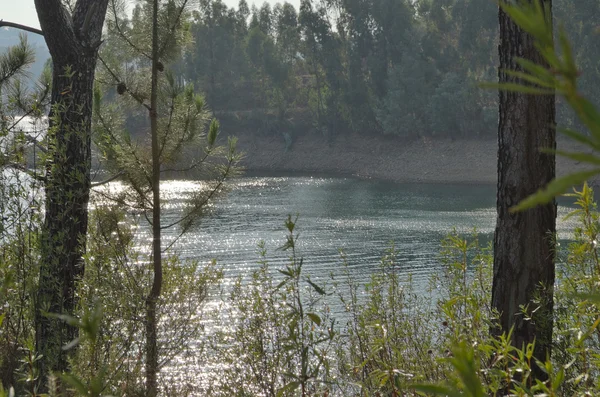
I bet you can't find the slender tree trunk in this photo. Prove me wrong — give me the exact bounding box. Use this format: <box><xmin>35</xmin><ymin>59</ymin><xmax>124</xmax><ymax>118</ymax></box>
<box><xmin>146</xmin><ymin>0</ymin><xmax>162</xmax><ymax>394</ymax></box>
<box><xmin>492</xmin><ymin>0</ymin><xmax>556</xmax><ymax>378</ymax></box>
<box><xmin>33</xmin><ymin>0</ymin><xmax>109</xmax><ymax>387</ymax></box>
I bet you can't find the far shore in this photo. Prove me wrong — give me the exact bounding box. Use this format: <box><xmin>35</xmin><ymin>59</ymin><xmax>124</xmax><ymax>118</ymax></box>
<box><xmin>232</xmin><ymin>132</ymin><xmax>599</xmax><ymax>186</ymax></box>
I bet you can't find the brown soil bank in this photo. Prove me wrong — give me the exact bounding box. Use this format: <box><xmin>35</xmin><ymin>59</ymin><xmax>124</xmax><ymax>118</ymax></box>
<box><xmin>231</xmin><ymin>132</ymin><xmax>599</xmax><ymax>185</ymax></box>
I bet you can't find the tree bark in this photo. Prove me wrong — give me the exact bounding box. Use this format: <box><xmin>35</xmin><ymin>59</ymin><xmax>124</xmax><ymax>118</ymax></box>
<box><xmin>493</xmin><ymin>0</ymin><xmax>556</xmax><ymax>378</ymax></box>
<box><xmin>33</xmin><ymin>0</ymin><xmax>109</xmax><ymax>387</ymax></box>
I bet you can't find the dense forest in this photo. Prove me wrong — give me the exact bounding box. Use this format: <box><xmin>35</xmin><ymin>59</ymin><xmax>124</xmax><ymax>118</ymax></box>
<box><xmin>176</xmin><ymin>0</ymin><xmax>599</xmax><ymax>139</ymax></box>
<box><xmin>8</xmin><ymin>0</ymin><xmax>600</xmax><ymax>140</ymax></box>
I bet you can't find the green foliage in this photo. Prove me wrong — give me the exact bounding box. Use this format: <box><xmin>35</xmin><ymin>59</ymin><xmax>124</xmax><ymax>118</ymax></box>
<box><xmin>182</xmin><ymin>0</ymin><xmax>508</xmax><ymax>139</ymax></box>
<box><xmin>69</xmin><ymin>205</ymin><xmax>223</xmax><ymax>395</ymax></box>
<box><xmin>208</xmin><ymin>216</ymin><xmax>335</xmax><ymax>396</ymax></box>
<box><xmin>330</xmin><ymin>231</ymin><xmax>494</xmax><ymax>396</ymax></box>
<box><xmin>412</xmin><ymin>184</ymin><xmax>600</xmax><ymax>396</ymax></box>
<box><xmin>0</xmin><ymin>35</ymin><xmax>48</xmax><ymax>394</ymax></box>
<box><xmin>0</xmin><ymin>34</ymin><xmax>35</xmax><ymax>86</ymax></box>
<box><xmin>483</xmin><ymin>0</ymin><xmax>600</xmax><ymax>210</ymax></box>
<box><xmin>205</xmin><ymin>200</ymin><xmax>600</xmax><ymax>396</ymax></box>
<box><xmin>553</xmin><ymin>182</ymin><xmax>600</xmax><ymax>396</ymax></box>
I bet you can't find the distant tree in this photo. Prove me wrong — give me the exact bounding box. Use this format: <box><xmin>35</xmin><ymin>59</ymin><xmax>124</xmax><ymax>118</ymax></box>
<box><xmin>376</xmin><ymin>54</ymin><xmax>433</xmax><ymax>137</ymax></box>
<box><xmin>274</xmin><ymin>2</ymin><xmax>300</xmax><ymax>65</ymax></box>
<box><xmin>258</xmin><ymin>2</ymin><xmax>274</xmax><ymax>36</ymax></box>
<box><xmin>176</xmin><ymin>0</ymin><xmax>596</xmax><ymax>140</ymax></box>
<box><xmin>299</xmin><ymin>0</ymin><xmax>346</xmax><ymax>136</ymax></box>
<box><xmin>492</xmin><ymin>0</ymin><xmax>556</xmax><ymax>379</ymax></box>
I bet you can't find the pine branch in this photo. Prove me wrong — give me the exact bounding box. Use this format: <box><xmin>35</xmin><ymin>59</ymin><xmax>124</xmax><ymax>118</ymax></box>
<box><xmin>160</xmin><ymin>153</ymin><xmax>235</xmax><ymax>232</ymax></box>
<box><xmin>0</xmin><ymin>34</ymin><xmax>36</xmax><ymax>85</ymax></box>
<box><xmin>157</xmin><ymin>92</ymin><xmax>178</xmax><ymax>161</ymax></box>
<box><xmin>161</xmin><ymin>155</ymin><xmax>237</xmax><ymax>252</ymax></box>
<box><xmin>98</xmin><ymin>55</ymin><xmax>151</xmax><ymax>111</ymax></box>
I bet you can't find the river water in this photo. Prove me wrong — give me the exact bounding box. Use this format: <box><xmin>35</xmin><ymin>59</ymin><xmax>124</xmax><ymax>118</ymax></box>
<box><xmin>136</xmin><ymin>175</ymin><xmax>578</xmax><ymax>288</ymax></box>
<box><xmin>101</xmin><ymin>174</ymin><xmax>582</xmax><ymax>390</ymax></box>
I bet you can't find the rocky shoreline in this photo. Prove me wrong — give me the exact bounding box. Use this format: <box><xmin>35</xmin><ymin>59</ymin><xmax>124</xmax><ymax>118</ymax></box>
<box><xmin>231</xmin><ymin>131</ymin><xmax>598</xmax><ymax>185</ymax></box>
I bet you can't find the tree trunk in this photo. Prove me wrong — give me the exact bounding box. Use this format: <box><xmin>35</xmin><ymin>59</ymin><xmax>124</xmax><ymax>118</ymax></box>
<box><xmin>33</xmin><ymin>0</ymin><xmax>109</xmax><ymax>387</ymax></box>
<box><xmin>146</xmin><ymin>0</ymin><xmax>163</xmax><ymax>395</ymax></box>
<box><xmin>492</xmin><ymin>0</ymin><xmax>556</xmax><ymax>377</ymax></box>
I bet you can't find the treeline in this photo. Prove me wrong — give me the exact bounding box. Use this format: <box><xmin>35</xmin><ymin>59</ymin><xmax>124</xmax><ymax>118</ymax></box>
<box><xmin>180</xmin><ymin>0</ymin><xmax>600</xmax><ymax>139</ymax></box>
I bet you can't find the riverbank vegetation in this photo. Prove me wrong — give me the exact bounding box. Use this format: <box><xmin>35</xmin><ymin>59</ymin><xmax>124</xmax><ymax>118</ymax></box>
<box><xmin>4</xmin><ymin>185</ymin><xmax>600</xmax><ymax>396</ymax></box>
<box><xmin>2</xmin><ymin>0</ymin><xmax>600</xmax><ymax>396</ymax></box>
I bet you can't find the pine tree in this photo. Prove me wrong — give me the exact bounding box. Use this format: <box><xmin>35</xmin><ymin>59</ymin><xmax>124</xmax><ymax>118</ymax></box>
<box><xmin>95</xmin><ymin>1</ymin><xmax>240</xmax><ymax>394</ymax></box>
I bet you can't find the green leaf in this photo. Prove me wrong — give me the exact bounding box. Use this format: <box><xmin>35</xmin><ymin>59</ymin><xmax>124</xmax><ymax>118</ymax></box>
<box><xmin>306</xmin><ymin>278</ymin><xmax>325</xmax><ymax>295</ymax></box>
<box><xmin>502</xmin><ymin>69</ymin><xmax>554</xmax><ymax>88</ymax></box>
<box><xmin>572</xmin><ymin>292</ymin><xmax>600</xmax><ymax>305</ymax></box>
<box><xmin>558</xmin><ymin>128</ymin><xmax>600</xmax><ymax>151</ymax></box>
<box><xmin>44</xmin><ymin>311</ymin><xmax>81</xmax><ymax>327</ymax></box>
<box><xmin>552</xmin><ymin>367</ymin><xmax>565</xmax><ymax>391</ymax></box>
<box><xmin>275</xmin><ymin>280</ymin><xmax>287</xmax><ymax>290</ymax></box>
<box><xmin>480</xmin><ymin>82</ymin><xmax>554</xmax><ymax>95</ymax></box>
<box><xmin>93</xmin><ymin>85</ymin><xmax>102</xmax><ymax>116</ymax></box>
<box><xmin>515</xmin><ymin>58</ymin><xmax>557</xmax><ymax>84</ymax></box>
<box><xmin>276</xmin><ymin>381</ymin><xmax>300</xmax><ymax>397</ymax></box>
<box><xmin>551</xmin><ymin>150</ymin><xmax>600</xmax><ymax>166</ymax></box>
<box><xmin>558</xmin><ymin>27</ymin><xmax>577</xmax><ymax>78</ymax></box>
<box><xmin>307</xmin><ymin>312</ymin><xmax>321</xmax><ymax>326</ymax></box>
<box><xmin>511</xmin><ymin>169</ymin><xmax>600</xmax><ymax>212</ymax></box>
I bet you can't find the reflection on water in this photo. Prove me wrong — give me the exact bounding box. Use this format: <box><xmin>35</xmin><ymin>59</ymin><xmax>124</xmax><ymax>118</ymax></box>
<box><xmin>107</xmin><ymin>176</ymin><xmax>578</xmax><ymax>288</ymax></box>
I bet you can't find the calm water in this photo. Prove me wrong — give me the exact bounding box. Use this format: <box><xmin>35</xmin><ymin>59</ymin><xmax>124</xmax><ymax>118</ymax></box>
<box><xmin>129</xmin><ymin>175</ymin><xmax>578</xmax><ymax>288</ymax></box>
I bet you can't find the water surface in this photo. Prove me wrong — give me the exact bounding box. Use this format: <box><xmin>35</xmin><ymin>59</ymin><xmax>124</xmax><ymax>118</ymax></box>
<box><xmin>140</xmin><ymin>176</ymin><xmax>578</xmax><ymax>287</ymax></box>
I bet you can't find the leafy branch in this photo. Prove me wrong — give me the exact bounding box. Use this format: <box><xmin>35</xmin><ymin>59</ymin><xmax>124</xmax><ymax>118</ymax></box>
<box><xmin>483</xmin><ymin>0</ymin><xmax>600</xmax><ymax>211</ymax></box>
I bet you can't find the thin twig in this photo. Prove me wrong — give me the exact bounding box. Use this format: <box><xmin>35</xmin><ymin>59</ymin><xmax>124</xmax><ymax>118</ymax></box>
<box><xmin>91</xmin><ymin>171</ymin><xmax>124</xmax><ymax>187</ymax></box>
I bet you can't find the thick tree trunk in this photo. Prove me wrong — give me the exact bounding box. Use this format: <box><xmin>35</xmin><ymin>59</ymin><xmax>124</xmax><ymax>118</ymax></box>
<box><xmin>492</xmin><ymin>0</ymin><xmax>556</xmax><ymax>377</ymax></box>
<box><xmin>33</xmin><ymin>0</ymin><xmax>109</xmax><ymax>386</ymax></box>
<box><xmin>36</xmin><ymin>55</ymin><xmax>95</xmax><ymax>377</ymax></box>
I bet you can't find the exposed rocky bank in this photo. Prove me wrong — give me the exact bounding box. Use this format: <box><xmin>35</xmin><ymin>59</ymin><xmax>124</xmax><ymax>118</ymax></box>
<box><xmin>231</xmin><ymin>131</ymin><xmax>599</xmax><ymax>185</ymax></box>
